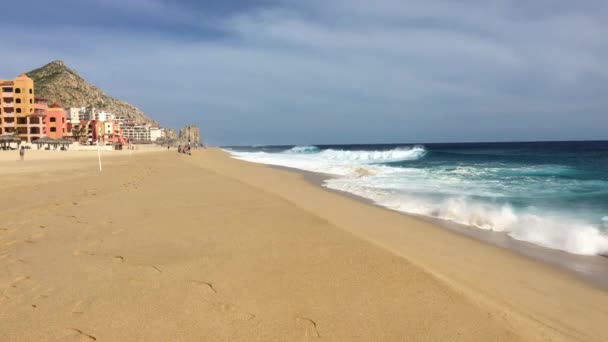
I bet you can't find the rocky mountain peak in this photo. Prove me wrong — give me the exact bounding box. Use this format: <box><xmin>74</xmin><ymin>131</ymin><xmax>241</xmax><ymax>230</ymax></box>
<box><xmin>26</xmin><ymin>60</ymin><xmax>155</xmax><ymax>124</ymax></box>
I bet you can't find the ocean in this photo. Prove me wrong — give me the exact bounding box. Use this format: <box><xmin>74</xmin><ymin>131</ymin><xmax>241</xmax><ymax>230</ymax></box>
<box><xmin>225</xmin><ymin>141</ymin><xmax>608</xmax><ymax>256</ymax></box>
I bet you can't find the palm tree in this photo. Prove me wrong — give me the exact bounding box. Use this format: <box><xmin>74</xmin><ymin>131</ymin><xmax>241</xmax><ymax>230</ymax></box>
<box><xmin>72</xmin><ymin>125</ymin><xmax>86</xmax><ymax>144</ymax></box>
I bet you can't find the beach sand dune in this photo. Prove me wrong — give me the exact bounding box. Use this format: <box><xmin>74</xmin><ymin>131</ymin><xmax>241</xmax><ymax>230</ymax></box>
<box><xmin>1</xmin><ymin>149</ymin><xmax>606</xmax><ymax>341</ymax></box>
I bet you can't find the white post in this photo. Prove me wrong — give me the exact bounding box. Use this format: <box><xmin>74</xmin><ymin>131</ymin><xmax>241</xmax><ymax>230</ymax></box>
<box><xmin>97</xmin><ymin>137</ymin><xmax>102</xmax><ymax>172</ymax></box>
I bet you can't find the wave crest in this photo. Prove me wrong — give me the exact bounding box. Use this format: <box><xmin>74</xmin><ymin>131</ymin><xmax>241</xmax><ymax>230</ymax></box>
<box><xmin>317</xmin><ymin>146</ymin><xmax>426</xmax><ymax>163</ymax></box>
<box><xmin>286</xmin><ymin>145</ymin><xmax>320</xmax><ymax>154</ymax></box>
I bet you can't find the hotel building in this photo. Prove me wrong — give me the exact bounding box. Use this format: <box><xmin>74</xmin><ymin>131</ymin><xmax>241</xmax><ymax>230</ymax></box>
<box><xmin>0</xmin><ymin>74</ymin><xmax>35</xmax><ymax>140</ymax></box>
<box><xmin>44</xmin><ymin>104</ymin><xmax>68</xmax><ymax>139</ymax></box>
<box><xmin>0</xmin><ymin>73</ymin><xmax>73</xmax><ymax>142</ymax></box>
<box><xmin>120</xmin><ymin>121</ymin><xmax>152</xmax><ymax>142</ymax></box>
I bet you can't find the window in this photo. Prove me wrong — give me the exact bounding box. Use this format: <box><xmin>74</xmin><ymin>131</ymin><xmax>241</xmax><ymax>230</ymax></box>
<box><xmin>50</xmin><ymin>127</ymin><xmax>56</xmax><ymax>132</ymax></box>
<box><xmin>50</xmin><ymin>117</ymin><xmax>56</xmax><ymax>122</ymax></box>
<box><xmin>29</xmin><ymin>99</ymin><xmax>32</xmax><ymax>104</ymax></box>
<box><xmin>29</xmin><ymin>88</ymin><xmax>32</xmax><ymax>94</ymax></box>
<box><xmin>15</xmin><ymin>88</ymin><xmax>21</xmax><ymax>94</ymax></box>
<box><xmin>16</xmin><ymin>108</ymin><xmax>21</xmax><ymax>113</ymax></box>
<box><xmin>62</xmin><ymin>118</ymin><xmax>65</xmax><ymax>123</ymax></box>
<box><xmin>16</xmin><ymin>98</ymin><xmax>21</xmax><ymax>104</ymax></box>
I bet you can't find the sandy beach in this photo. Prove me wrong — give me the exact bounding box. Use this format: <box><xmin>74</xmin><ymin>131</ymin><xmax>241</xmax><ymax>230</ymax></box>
<box><xmin>1</xmin><ymin>148</ymin><xmax>607</xmax><ymax>341</ymax></box>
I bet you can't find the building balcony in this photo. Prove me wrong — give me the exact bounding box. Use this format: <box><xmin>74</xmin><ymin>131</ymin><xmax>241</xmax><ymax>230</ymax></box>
<box><xmin>3</xmin><ymin>121</ymin><xmax>15</xmax><ymax>127</ymax></box>
<box><xmin>3</xmin><ymin>103</ymin><xmax>14</xmax><ymax>108</ymax></box>
<box><xmin>1</xmin><ymin>92</ymin><xmax>13</xmax><ymax>98</ymax></box>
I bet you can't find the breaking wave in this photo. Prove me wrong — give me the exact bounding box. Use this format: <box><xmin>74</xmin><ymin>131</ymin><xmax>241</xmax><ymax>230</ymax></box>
<box><xmin>226</xmin><ymin>143</ymin><xmax>608</xmax><ymax>256</ymax></box>
<box><xmin>324</xmin><ymin>181</ymin><xmax>608</xmax><ymax>256</ymax></box>
<box><xmin>229</xmin><ymin>146</ymin><xmax>426</xmax><ymax>176</ymax></box>
<box><xmin>287</xmin><ymin>145</ymin><xmax>320</xmax><ymax>154</ymax></box>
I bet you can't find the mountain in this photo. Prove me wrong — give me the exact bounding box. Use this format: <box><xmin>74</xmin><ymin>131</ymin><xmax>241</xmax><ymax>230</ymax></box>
<box><xmin>26</xmin><ymin>60</ymin><xmax>155</xmax><ymax>124</ymax></box>
<box><xmin>179</xmin><ymin>125</ymin><xmax>202</xmax><ymax>144</ymax></box>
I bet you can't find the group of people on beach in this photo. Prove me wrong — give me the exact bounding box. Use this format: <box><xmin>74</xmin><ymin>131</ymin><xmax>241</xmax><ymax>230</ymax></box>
<box><xmin>178</xmin><ymin>142</ymin><xmax>196</xmax><ymax>155</ymax></box>
<box><xmin>178</xmin><ymin>145</ymin><xmax>192</xmax><ymax>155</ymax></box>
<box><xmin>176</xmin><ymin>140</ymin><xmax>206</xmax><ymax>155</ymax></box>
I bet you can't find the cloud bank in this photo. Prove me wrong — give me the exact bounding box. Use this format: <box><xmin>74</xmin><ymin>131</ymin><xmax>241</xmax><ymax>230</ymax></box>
<box><xmin>2</xmin><ymin>0</ymin><xmax>607</xmax><ymax>144</ymax></box>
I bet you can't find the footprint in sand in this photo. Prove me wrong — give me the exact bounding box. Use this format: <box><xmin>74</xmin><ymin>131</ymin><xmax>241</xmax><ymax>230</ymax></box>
<box><xmin>73</xmin><ymin>250</ymin><xmax>96</xmax><ymax>257</ymax></box>
<box><xmin>11</xmin><ymin>276</ymin><xmax>31</xmax><ymax>285</ymax></box>
<box><xmin>211</xmin><ymin>302</ymin><xmax>256</xmax><ymax>322</ymax></box>
<box><xmin>112</xmin><ymin>256</ymin><xmax>125</xmax><ymax>263</ymax></box>
<box><xmin>4</xmin><ymin>276</ymin><xmax>35</xmax><ymax>300</ymax></box>
<box><xmin>67</xmin><ymin>215</ymin><xmax>85</xmax><ymax>224</ymax></box>
<box><xmin>190</xmin><ymin>281</ymin><xmax>256</xmax><ymax>322</ymax></box>
<box><xmin>65</xmin><ymin>328</ymin><xmax>97</xmax><ymax>341</ymax></box>
<box><xmin>146</xmin><ymin>265</ymin><xmax>162</xmax><ymax>274</ymax></box>
<box><xmin>295</xmin><ymin>316</ymin><xmax>321</xmax><ymax>339</ymax></box>
<box><xmin>191</xmin><ymin>281</ymin><xmax>217</xmax><ymax>295</ymax></box>
<box><xmin>71</xmin><ymin>299</ymin><xmax>93</xmax><ymax>315</ymax></box>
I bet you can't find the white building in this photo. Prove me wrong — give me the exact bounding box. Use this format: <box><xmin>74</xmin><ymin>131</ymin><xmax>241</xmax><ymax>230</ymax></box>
<box><xmin>65</xmin><ymin>107</ymin><xmax>84</xmax><ymax>124</ymax></box>
<box><xmin>81</xmin><ymin>107</ymin><xmax>96</xmax><ymax>121</ymax></box>
<box><xmin>120</xmin><ymin>122</ymin><xmax>151</xmax><ymax>142</ymax></box>
<box><xmin>96</xmin><ymin>111</ymin><xmax>115</xmax><ymax>122</ymax></box>
<box><xmin>150</xmin><ymin>126</ymin><xmax>162</xmax><ymax>142</ymax></box>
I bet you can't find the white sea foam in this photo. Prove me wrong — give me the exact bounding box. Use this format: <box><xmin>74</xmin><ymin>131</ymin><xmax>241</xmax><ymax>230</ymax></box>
<box><xmin>226</xmin><ymin>146</ymin><xmax>608</xmax><ymax>256</ymax></box>
<box><xmin>325</xmin><ymin>182</ymin><xmax>608</xmax><ymax>255</ymax></box>
<box><xmin>229</xmin><ymin>146</ymin><xmax>426</xmax><ymax>176</ymax></box>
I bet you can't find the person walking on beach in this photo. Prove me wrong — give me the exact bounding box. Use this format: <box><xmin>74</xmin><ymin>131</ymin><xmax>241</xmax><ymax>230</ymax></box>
<box><xmin>19</xmin><ymin>146</ymin><xmax>25</xmax><ymax>161</ymax></box>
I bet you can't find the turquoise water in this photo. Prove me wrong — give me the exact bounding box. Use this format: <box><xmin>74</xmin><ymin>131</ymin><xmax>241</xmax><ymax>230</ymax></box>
<box><xmin>227</xmin><ymin>141</ymin><xmax>608</xmax><ymax>255</ymax></box>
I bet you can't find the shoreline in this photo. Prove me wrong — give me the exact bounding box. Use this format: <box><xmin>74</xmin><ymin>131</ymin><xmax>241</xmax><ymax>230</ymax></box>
<box><xmin>205</xmin><ymin>150</ymin><xmax>608</xmax><ymax>339</ymax></box>
<box><xmin>272</xmin><ymin>165</ymin><xmax>608</xmax><ymax>290</ymax></box>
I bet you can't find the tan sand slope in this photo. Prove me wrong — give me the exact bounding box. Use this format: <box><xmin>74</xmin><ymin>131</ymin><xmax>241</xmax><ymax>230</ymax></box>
<box><xmin>0</xmin><ymin>149</ymin><xmax>607</xmax><ymax>341</ymax></box>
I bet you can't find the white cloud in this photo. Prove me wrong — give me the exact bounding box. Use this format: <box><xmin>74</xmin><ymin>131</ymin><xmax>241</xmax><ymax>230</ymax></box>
<box><xmin>2</xmin><ymin>0</ymin><xmax>607</xmax><ymax>144</ymax></box>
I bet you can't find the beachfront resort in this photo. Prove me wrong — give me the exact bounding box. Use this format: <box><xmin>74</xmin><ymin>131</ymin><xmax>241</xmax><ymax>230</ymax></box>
<box><xmin>0</xmin><ymin>73</ymin><xmax>165</xmax><ymax>150</ymax></box>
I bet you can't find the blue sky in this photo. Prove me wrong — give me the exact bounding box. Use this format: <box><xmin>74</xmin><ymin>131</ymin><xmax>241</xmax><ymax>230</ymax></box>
<box><xmin>1</xmin><ymin>0</ymin><xmax>607</xmax><ymax>145</ymax></box>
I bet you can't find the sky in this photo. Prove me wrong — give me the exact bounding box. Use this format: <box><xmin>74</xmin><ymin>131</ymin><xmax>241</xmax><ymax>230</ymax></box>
<box><xmin>1</xmin><ymin>0</ymin><xmax>607</xmax><ymax>145</ymax></box>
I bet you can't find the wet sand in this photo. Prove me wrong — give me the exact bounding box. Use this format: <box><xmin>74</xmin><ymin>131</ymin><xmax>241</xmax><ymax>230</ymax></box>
<box><xmin>1</xmin><ymin>149</ymin><xmax>607</xmax><ymax>341</ymax></box>
<box><xmin>289</xmin><ymin>167</ymin><xmax>608</xmax><ymax>289</ymax></box>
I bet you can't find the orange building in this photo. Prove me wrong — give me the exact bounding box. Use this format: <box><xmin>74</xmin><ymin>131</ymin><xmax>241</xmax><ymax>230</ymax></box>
<box><xmin>44</xmin><ymin>104</ymin><xmax>67</xmax><ymax>139</ymax></box>
<box><xmin>24</xmin><ymin>96</ymin><xmax>48</xmax><ymax>142</ymax></box>
<box><xmin>0</xmin><ymin>73</ymin><xmax>35</xmax><ymax>140</ymax></box>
